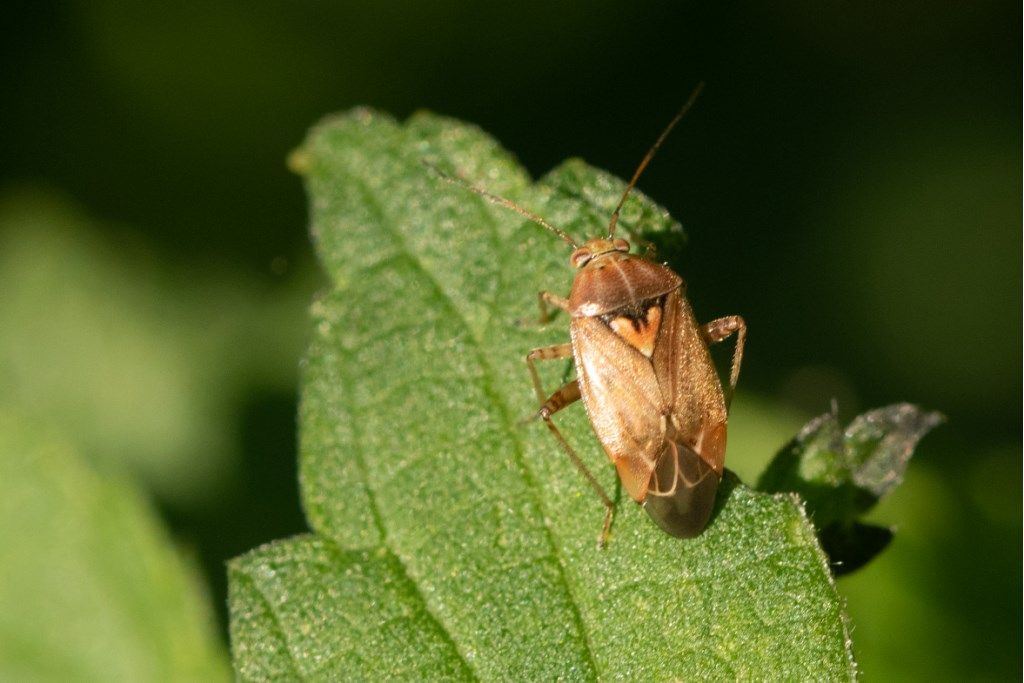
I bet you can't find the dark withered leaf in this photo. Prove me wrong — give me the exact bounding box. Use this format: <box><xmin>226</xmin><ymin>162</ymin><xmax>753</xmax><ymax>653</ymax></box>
<box><xmin>758</xmin><ymin>403</ymin><xmax>942</xmax><ymax>573</ymax></box>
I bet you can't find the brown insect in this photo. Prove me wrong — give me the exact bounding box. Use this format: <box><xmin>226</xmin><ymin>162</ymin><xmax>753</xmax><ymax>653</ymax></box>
<box><xmin>429</xmin><ymin>84</ymin><xmax>745</xmax><ymax>545</ymax></box>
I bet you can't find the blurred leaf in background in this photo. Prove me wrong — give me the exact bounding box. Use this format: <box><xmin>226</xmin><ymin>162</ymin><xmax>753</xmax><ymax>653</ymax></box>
<box><xmin>0</xmin><ymin>409</ymin><xmax>229</xmax><ymax>681</ymax></box>
<box><xmin>0</xmin><ymin>188</ymin><xmax>314</xmax><ymax>507</ymax></box>
<box><xmin>0</xmin><ymin>187</ymin><xmax>316</xmax><ymax>640</ymax></box>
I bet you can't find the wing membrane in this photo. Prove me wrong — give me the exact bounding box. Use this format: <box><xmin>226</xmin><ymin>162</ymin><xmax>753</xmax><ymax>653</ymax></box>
<box><xmin>571</xmin><ymin>316</ymin><xmax>663</xmax><ymax>502</ymax></box>
<box><xmin>652</xmin><ymin>289</ymin><xmax>728</xmax><ymax>473</ymax></box>
<box><xmin>644</xmin><ymin>437</ymin><xmax>719</xmax><ymax>538</ymax></box>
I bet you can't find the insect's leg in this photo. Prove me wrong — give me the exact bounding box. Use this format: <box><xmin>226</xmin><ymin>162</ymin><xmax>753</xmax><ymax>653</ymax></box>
<box><xmin>524</xmin><ymin>346</ymin><xmax>615</xmax><ymax>546</ymax></box>
<box><xmin>538</xmin><ymin>388</ymin><xmax>615</xmax><ymax>548</ymax></box>
<box><xmin>701</xmin><ymin>315</ymin><xmax>747</xmax><ymax>408</ymax></box>
<box><xmin>537</xmin><ymin>290</ymin><xmax>570</xmax><ymax>324</ymax></box>
<box><xmin>525</xmin><ymin>342</ymin><xmax>573</xmax><ymax>404</ymax></box>
<box><xmin>537</xmin><ymin>378</ymin><xmax>581</xmax><ymax>417</ymax></box>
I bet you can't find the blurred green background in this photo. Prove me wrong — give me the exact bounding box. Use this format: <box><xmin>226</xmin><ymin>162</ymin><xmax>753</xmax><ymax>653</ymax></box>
<box><xmin>1</xmin><ymin>1</ymin><xmax>1019</xmax><ymax>680</ymax></box>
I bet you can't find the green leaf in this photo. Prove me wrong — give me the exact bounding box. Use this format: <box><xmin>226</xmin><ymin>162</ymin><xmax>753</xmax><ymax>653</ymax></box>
<box><xmin>229</xmin><ymin>537</ymin><xmax>472</xmax><ymax>680</ymax></box>
<box><xmin>0</xmin><ymin>189</ymin><xmax>316</xmax><ymax>507</ymax></box>
<box><xmin>0</xmin><ymin>410</ymin><xmax>230</xmax><ymax>681</ymax></box>
<box><xmin>758</xmin><ymin>404</ymin><xmax>943</xmax><ymax>574</ymax></box>
<box><xmin>230</xmin><ymin>108</ymin><xmax>857</xmax><ymax>679</ymax></box>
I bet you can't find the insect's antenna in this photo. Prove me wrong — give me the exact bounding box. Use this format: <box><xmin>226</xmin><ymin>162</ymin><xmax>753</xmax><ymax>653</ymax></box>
<box><xmin>607</xmin><ymin>81</ymin><xmax>705</xmax><ymax>237</ymax></box>
<box><xmin>422</xmin><ymin>160</ymin><xmax>578</xmax><ymax>249</ymax></box>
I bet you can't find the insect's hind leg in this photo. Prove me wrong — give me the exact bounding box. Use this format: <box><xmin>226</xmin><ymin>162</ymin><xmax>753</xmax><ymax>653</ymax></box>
<box><xmin>524</xmin><ymin>343</ymin><xmax>615</xmax><ymax>546</ymax></box>
<box><xmin>701</xmin><ymin>315</ymin><xmax>746</xmax><ymax>408</ymax></box>
<box><xmin>539</xmin><ymin>397</ymin><xmax>616</xmax><ymax>548</ymax></box>
<box><xmin>525</xmin><ymin>342</ymin><xmax>573</xmax><ymax>404</ymax></box>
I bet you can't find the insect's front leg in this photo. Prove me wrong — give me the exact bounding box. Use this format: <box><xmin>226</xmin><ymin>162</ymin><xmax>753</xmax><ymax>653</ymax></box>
<box><xmin>525</xmin><ymin>343</ymin><xmax>615</xmax><ymax>547</ymax></box>
<box><xmin>701</xmin><ymin>315</ymin><xmax>747</xmax><ymax>407</ymax></box>
<box><xmin>536</xmin><ymin>290</ymin><xmax>570</xmax><ymax>324</ymax></box>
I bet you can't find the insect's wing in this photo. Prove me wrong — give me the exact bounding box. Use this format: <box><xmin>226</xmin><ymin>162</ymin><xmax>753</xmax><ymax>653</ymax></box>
<box><xmin>651</xmin><ymin>289</ymin><xmax>728</xmax><ymax>473</ymax></box>
<box><xmin>644</xmin><ymin>288</ymin><xmax>729</xmax><ymax>537</ymax></box>
<box><xmin>644</xmin><ymin>438</ymin><xmax>720</xmax><ymax>538</ymax></box>
<box><xmin>571</xmin><ymin>317</ymin><xmax>663</xmax><ymax>503</ymax></box>
<box><xmin>572</xmin><ymin>288</ymin><xmax>730</xmax><ymax>537</ymax></box>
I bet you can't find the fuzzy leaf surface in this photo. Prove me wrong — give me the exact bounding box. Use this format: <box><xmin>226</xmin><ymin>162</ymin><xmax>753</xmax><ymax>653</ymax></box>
<box><xmin>0</xmin><ymin>411</ymin><xmax>229</xmax><ymax>682</ymax></box>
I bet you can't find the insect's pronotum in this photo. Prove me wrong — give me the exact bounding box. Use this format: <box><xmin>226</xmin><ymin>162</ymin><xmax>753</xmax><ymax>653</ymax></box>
<box><xmin>429</xmin><ymin>84</ymin><xmax>745</xmax><ymax>546</ymax></box>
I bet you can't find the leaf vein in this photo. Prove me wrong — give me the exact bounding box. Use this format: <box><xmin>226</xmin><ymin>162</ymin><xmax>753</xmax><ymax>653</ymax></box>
<box><xmin>324</xmin><ymin>203</ymin><xmax>477</xmax><ymax>677</ymax></box>
<box><xmin>345</xmin><ymin>166</ymin><xmax>600</xmax><ymax>678</ymax></box>
<box><xmin>232</xmin><ymin>570</ymin><xmax>304</xmax><ymax>680</ymax></box>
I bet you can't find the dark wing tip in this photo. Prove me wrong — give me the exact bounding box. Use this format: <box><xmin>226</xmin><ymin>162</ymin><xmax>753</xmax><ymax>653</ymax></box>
<box><xmin>644</xmin><ymin>441</ymin><xmax>721</xmax><ymax>538</ymax></box>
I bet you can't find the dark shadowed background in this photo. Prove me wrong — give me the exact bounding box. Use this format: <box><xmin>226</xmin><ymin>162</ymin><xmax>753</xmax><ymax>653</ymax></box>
<box><xmin>2</xmin><ymin>1</ymin><xmax>1020</xmax><ymax>679</ymax></box>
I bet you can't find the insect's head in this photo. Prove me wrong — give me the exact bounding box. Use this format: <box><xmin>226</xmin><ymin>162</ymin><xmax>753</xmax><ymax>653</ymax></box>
<box><xmin>570</xmin><ymin>238</ymin><xmax>630</xmax><ymax>268</ymax></box>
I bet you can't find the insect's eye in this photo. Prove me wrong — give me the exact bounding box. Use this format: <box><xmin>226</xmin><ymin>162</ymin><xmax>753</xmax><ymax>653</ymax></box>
<box><xmin>570</xmin><ymin>248</ymin><xmax>593</xmax><ymax>268</ymax></box>
<box><xmin>612</xmin><ymin>238</ymin><xmax>630</xmax><ymax>252</ymax></box>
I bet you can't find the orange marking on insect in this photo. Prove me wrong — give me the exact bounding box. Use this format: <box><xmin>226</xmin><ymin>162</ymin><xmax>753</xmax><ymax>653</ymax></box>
<box><xmin>608</xmin><ymin>305</ymin><xmax>662</xmax><ymax>357</ymax></box>
<box><xmin>613</xmin><ymin>452</ymin><xmax>654</xmax><ymax>502</ymax></box>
